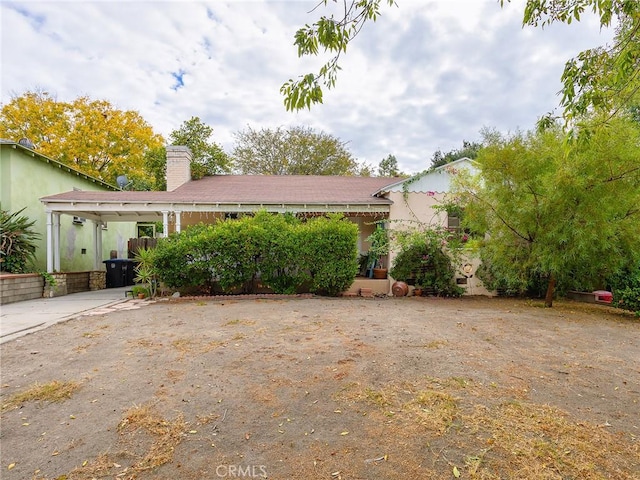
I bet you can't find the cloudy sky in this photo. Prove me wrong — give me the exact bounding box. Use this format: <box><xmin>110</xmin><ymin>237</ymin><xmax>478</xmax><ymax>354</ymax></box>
<box><xmin>1</xmin><ymin>0</ymin><xmax>614</xmax><ymax>174</ymax></box>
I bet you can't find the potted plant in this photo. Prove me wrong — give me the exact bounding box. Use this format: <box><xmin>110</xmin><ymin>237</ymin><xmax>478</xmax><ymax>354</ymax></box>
<box><xmin>131</xmin><ymin>285</ymin><xmax>149</xmax><ymax>299</ymax></box>
<box><xmin>366</xmin><ymin>224</ymin><xmax>389</xmax><ymax>279</ymax></box>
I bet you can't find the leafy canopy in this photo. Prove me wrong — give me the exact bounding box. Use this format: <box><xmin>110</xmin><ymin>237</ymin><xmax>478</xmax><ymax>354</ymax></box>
<box><xmin>454</xmin><ymin>119</ymin><xmax>640</xmax><ymax>306</ymax></box>
<box><xmin>169</xmin><ymin>116</ymin><xmax>231</xmax><ymax>179</ymax></box>
<box><xmin>0</xmin><ymin>90</ymin><xmax>164</xmax><ymax>186</ymax></box>
<box><xmin>430</xmin><ymin>140</ymin><xmax>482</xmax><ymax>170</ymax></box>
<box><xmin>378</xmin><ymin>154</ymin><xmax>406</xmax><ymax>177</ymax></box>
<box><xmin>232</xmin><ymin>125</ymin><xmax>363</xmax><ymax>175</ymax></box>
<box><xmin>139</xmin><ymin>117</ymin><xmax>230</xmax><ymax>191</ymax></box>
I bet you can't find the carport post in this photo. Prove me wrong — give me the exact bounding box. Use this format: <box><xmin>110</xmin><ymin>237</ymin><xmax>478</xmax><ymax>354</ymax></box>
<box><xmin>162</xmin><ymin>210</ymin><xmax>169</xmax><ymax>238</ymax></box>
<box><xmin>53</xmin><ymin>212</ymin><xmax>61</xmax><ymax>272</ymax></box>
<box><xmin>93</xmin><ymin>220</ymin><xmax>103</xmax><ymax>270</ymax></box>
<box><xmin>46</xmin><ymin>209</ymin><xmax>54</xmax><ymax>272</ymax></box>
<box><xmin>175</xmin><ymin>210</ymin><xmax>182</xmax><ymax>233</ymax></box>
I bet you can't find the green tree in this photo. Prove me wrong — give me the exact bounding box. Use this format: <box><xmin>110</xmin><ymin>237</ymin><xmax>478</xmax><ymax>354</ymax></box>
<box><xmin>378</xmin><ymin>154</ymin><xmax>405</xmax><ymax>177</ymax></box>
<box><xmin>0</xmin><ymin>90</ymin><xmax>164</xmax><ymax>185</ymax></box>
<box><xmin>429</xmin><ymin>141</ymin><xmax>482</xmax><ymax>169</ymax></box>
<box><xmin>169</xmin><ymin>116</ymin><xmax>231</xmax><ymax>179</ymax></box>
<box><xmin>232</xmin><ymin>126</ymin><xmax>361</xmax><ymax>175</ymax></box>
<box><xmin>138</xmin><ymin>146</ymin><xmax>168</xmax><ymax>191</ymax></box>
<box><xmin>454</xmin><ymin>120</ymin><xmax>640</xmax><ymax>307</ymax></box>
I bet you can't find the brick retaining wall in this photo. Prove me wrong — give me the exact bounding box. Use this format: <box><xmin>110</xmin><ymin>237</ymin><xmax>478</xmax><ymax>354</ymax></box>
<box><xmin>1</xmin><ymin>271</ymin><xmax>106</xmax><ymax>305</ymax></box>
<box><xmin>0</xmin><ymin>273</ymin><xmax>44</xmax><ymax>304</ymax></box>
<box><xmin>66</xmin><ymin>272</ymin><xmax>90</xmax><ymax>294</ymax></box>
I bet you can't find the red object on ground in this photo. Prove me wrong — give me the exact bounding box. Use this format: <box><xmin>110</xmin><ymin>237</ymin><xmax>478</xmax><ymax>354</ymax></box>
<box><xmin>360</xmin><ymin>288</ymin><xmax>374</xmax><ymax>298</ymax></box>
<box><xmin>392</xmin><ymin>281</ymin><xmax>409</xmax><ymax>297</ymax></box>
<box><xmin>593</xmin><ymin>290</ymin><xmax>613</xmax><ymax>303</ymax></box>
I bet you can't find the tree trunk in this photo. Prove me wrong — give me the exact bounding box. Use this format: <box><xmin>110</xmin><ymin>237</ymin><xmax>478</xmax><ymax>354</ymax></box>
<box><xmin>544</xmin><ymin>274</ymin><xmax>556</xmax><ymax>308</ymax></box>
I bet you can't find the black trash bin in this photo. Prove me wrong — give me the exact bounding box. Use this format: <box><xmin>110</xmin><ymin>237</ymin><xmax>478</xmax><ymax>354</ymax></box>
<box><xmin>103</xmin><ymin>259</ymin><xmax>135</xmax><ymax>288</ymax></box>
<box><xmin>125</xmin><ymin>260</ymin><xmax>139</xmax><ymax>286</ymax></box>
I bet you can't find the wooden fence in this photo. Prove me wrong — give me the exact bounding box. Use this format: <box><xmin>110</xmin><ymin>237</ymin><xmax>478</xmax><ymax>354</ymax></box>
<box><xmin>127</xmin><ymin>237</ymin><xmax>158</xmax><ymax>258</ymax></box>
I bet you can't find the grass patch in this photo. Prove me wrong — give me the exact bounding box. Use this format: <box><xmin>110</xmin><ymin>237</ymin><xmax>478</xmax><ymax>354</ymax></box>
<box><xmin>58</xmin><ymin>403</ymin><xmax>189</xmax><ymax>479</ymax></box>
<box><xmin>408</xmin><ymin>389</ymin><xmax>458</xmax><ymax>435</ymax></box>
<box><xmin>335</xmin><ymin>378</ymin><xmax>639</xmax><ymax>478</ymax></box>
<box><xmin>426</xmin><ymin>339</ymin><xmax>448</xmax><ymax>349</ymax></box>
<box><xmin>1</xmin><ymin>380</ymin><xmax>80</xmax><ymax>411</ymax></box>
<box><xmin>118</xmin><ymin>403</ymin><xmax>188</xmax><ymax>472</ymax></box>
<box><xmin>170</xmin><ymin>338</ymin><xmax>227</xmax><ymax>358</ymax></box>
<box><xmin>464</xmin><ymin>400</ymin><xmax>640</xmax><ymax>479</ymax></box>
<box><xmin>336</xmin><ymin>381</ymin><xmax>459</xmax><ymax>435</ymax></box>
<box><xmin>223</xmin><ymin>318</ymin><xmax>256</xmax><ymax>326</ymax></box>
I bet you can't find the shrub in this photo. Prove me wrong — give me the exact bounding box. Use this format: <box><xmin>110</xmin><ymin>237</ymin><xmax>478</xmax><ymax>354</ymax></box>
<box><xmin>151</xmin><ymin>212</ymin><xmax>358</xmax><ymax>296</ymax></box>
<box><xmin>299</xmin><ymin>214</ymin><xmax>359</xmax><ymax>296</ymax></box>
<box><xmin>390</xmin><ymin>229</ymin><xmax>464</xmax><ymax>297</ymax></box>
<box><xmin>252</xmin><ymin>212</ymin><xmax>307</xmax><ymax>294</ymax></box>
<box><xmin>608</xmin><ymin>262</ymin><xmax>640</xmax><ymax>315</ymax></box>
<box><xmin>0</xmin><ymin>207</ymin><xmax>40</xmax><ymax>273</ymax></box>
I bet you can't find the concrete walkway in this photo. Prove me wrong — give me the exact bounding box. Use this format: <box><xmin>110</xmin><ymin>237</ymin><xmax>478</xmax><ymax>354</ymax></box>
<box><xmin>0</xmin><ymin>287</ymin><xmax>139</xmax><ymax>344</ymax></box>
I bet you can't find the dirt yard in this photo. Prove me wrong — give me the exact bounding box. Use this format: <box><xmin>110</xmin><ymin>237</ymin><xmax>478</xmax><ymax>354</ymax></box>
<box><xmin>1</xmin><ymin>296</ymin><xmax>638</xmax><ymax>479</ymax></box>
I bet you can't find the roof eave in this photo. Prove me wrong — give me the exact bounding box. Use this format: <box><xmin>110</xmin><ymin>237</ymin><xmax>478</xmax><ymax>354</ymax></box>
<box><xmin>3</xmin><ymin>141</ymin><xmax>120</xmax><ymax>191</ymax></box>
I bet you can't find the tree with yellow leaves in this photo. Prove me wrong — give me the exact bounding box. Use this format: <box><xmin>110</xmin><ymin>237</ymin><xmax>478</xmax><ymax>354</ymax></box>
<box><xmin>0</xmin><ymin>90</ymin><xmax>164</xmax><ymax>187</ymax></box>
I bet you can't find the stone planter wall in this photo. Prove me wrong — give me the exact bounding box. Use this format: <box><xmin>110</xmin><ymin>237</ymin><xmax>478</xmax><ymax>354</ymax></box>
<box><xmin>43</xmin><ymin>273</ymin><xmax>67</xmax><ymax>298</ymax></box>
<box><xmin>90</xmin><ymin>271</ymin><xmax>106</xmax><ymax>290</ymax></box>
<box><xmin>0</xmin><ymin>273</ymin><xmax>44</xmax><ymax>305</ymax></box>
<box><xmin>1</xmin><ymin>271</ymin><xmax>106</xmax><ymax>304</ymax></box>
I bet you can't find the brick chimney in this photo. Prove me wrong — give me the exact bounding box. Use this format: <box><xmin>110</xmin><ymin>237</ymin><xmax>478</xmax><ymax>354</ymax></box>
<box><xmin>165</xmin><ymin>146</ymin><xmax>192</xmax><ymax>191</ymax></box>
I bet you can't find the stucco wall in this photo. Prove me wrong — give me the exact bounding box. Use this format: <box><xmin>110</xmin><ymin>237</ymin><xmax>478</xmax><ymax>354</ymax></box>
<box><xmin>387</xmin><ymin>190</ymin><xmax>447</xmax><ymax>230</ymax></box>
<box><xmin>1</xmin><ymin>144</ymin><xmax>136</xmax><ymax>272</ymax></box>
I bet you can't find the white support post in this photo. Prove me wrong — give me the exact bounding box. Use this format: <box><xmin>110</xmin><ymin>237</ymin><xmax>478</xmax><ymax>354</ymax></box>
<box><xmin>93</xmin><ymin>220</ymin><xmax>103</xmax><ymax>270</ymax></box>
<box><xmin>97</xmin><ymin>221</ymin><xmax>103</xmax><ymax>269</ymax></box>
<box><xmin>175</xmin><ymin>210</ymin><xmax>182</xmax><ymax>233</ymax></box>
<box><xmin>46</xmin><ymin>210</ymin><xmax>54</xmax><ymax>273</ymax></box>
<box><xmin>162</xmin><ymin>210</ymin><xmax>169</xmax><ymax>238</ymax></box>
<box><xmin>53</xmin><ymin>213</ymin><xmax>61</xmax><ymax>272</ymax></box>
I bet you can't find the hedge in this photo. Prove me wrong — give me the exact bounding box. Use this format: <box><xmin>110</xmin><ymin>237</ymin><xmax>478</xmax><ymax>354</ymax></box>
<box><xmin>151</xmin><ymin>212</ymin><xmax>358</xmax><ymax>296</ymax></box>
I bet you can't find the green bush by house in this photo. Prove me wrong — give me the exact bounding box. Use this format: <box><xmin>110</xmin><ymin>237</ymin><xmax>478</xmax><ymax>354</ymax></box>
<box><xmin>389</xmin><ymin>229</ymin><xmax>464</xmax><ymax>297</ymax></box>
<box><xmin>151</xmin><ymin>211</ymin><xmax>358</xmax><ymax>296</ymax></box>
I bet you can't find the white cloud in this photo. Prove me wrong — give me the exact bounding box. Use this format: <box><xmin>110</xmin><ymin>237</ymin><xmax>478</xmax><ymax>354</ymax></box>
<box><xmin>1</xmin><ymin>0</ymin><xmax>614</xmax><ymax>173</ymax></box>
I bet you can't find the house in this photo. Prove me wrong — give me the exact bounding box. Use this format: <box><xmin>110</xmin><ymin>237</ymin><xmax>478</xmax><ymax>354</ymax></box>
<box><xmin>0</xmin><ymin>139</ymin><xmax>136</xmax><ymax>272</ymax></box>
<box><xmin>39</xmin><ymin>147</ymin><xmax>489</xmax><ymax>295</ymax></box>
<box><xmin>40</xmin><ymin>147</ymin><xmax>395</xmax><ymax>270</ymax></box>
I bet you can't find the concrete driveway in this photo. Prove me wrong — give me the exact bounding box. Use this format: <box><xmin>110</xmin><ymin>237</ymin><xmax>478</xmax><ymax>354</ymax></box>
<box><xmin>0</xmin><ymin>287</ymin><xmax>139</xmax><ymax>344</ymax></box>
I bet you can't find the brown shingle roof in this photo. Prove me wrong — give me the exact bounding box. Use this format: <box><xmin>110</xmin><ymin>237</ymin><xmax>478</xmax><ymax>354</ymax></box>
<box><xmin>171</xmin><ymin>175</ymin><xmax>395</xmax><ymax>204</ymax></box>
<box><xmin>42</xmin><ymin>175</ymin><xmax>397</xmax><ymax>205</ymax></box>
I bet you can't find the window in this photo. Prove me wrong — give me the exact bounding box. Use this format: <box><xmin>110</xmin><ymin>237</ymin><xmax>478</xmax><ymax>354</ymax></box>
<box><xmin>447</xmin><ymin>214</ymin><xmax>460</xmax><ymax>233</ymax></box>
<box><xmin>137</xmin><ymin>223</ymin><xmax>156</xmax><ymax>238</ymax></box>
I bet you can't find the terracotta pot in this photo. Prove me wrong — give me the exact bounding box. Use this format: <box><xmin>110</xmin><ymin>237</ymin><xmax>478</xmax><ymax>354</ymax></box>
<box><xmin>372</xmin><ymin>268</ymin><xmax>388</xmax><ymax>279</ymax></box>
<box><xmin>392</xmin><ymin>281</ymin><xmax>408</xmax><ymax>297</ymax></box>
<box><xmin>138</xmin><ymin>293</ymin><xmax>146</xmax><ymax>299</ymax></box>
<box><xmin>413</xmin><ymin>288</ymin><xmax>423</xmax><ymax>297</ymax></box>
